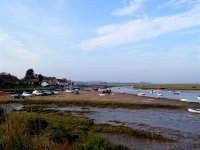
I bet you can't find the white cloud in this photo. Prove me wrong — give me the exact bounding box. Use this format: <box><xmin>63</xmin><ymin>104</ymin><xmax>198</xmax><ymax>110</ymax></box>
<box><xmin>79</xmin><ymin>5</ymin><xmax>200</xmax><ymax>50</ymax></box>
<box><xmin>159</xmin><ymin>0</ymin><xmax>200</xmax><ymax>8</ymax></box>
<box><xmin>111</xmin><ymin>0</ymin><xmax>143</xmax><ymax>16</ymax></box>
<box><xmin>0</xmin><ymin>31</ymin><xmax>41</xmax><ymax>61</ymax></box>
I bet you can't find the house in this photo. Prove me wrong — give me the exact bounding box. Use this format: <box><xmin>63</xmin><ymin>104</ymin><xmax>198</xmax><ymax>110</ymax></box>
<box><xmin>0</xmin><ymin>73</ymin><xmax>19</xmax><ymax>88</ymax></box>
<box><xmin>41</xmin><ymin>81</ymin><xmax>49</xmax><ymax>87</ymax></box>
<box><xmin>50</xmin><ymin>79</ymin><xmax>68</xmax><ymax>87</ymax></box>
<box><xmin>26</xmin><ymin>79</ymin><xmax>39</xmax><ymax>85</ymax></box>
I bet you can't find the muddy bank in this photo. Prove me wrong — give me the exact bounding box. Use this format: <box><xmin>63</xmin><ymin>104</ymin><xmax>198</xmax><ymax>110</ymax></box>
<box><xmin>0</xmin><ymin>91</ymin><xmax>199</xmax><ymax>110</ymax></box>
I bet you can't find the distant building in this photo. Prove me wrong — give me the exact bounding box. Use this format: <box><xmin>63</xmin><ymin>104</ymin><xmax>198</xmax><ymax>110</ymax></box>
<box><xmin>50</xmin><ymin>79</ymin><xmax>68</xmax><ymax>87</ymax></box>
<box><xmin>0</xmin><ymin>73</ymin><xmax>19</xmax><ymax>88</ymax></box>
<box><xmin>41</xmin><ymin>81</ymin><xmax>49</xmax><ymax>87</ymax></box>
<box><xmin>25</xmin><ymin>79</ymin><xmax>39</xmax><ymax>85</ymax></box>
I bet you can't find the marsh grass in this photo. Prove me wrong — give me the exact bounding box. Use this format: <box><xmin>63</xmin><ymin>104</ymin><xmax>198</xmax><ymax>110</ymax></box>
<box><xmin>3</xmin><ymin>99</ymin><xmax>182</xmax><ymax>109</ymax></box>
<box><xmin>76</xmin><ymin>134</ymin><xmax>128</xmax><ymax>150</ymax></box>
<box><xmin>93</xmin><ymin>124</ymin><xmax>173</xmax><ymax>142</ymax></box>
<box><xmin>0</xmin><ymin>102</ymin><xmax>174</xmax><ymax>150</ymax></box>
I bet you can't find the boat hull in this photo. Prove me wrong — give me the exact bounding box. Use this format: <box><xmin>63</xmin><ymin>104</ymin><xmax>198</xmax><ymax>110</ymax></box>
<box><xmin>188</xmin><ymin>108</ymin><xmax>200</xmax><ymax>114</ymax></box>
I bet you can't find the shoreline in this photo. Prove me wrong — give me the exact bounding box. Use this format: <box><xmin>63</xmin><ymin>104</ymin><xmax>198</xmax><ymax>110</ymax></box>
<box><xmin>0</xmin><ymin>91</ymin><xmax>199</xmax><ymax>109</ymax></box>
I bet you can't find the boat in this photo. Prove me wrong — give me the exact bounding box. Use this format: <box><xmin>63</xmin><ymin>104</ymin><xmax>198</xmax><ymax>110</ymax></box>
<box><xmin>173</xmin><ymin>91</ymin><xmax>180</xmax><ymax>95</ymax></box>
<box><xmin>138</xmin><ymin>93</ymin><xmax>145</xmax><ymax>96</ymax></box>
<box><xmin>157</xmin><ymin>93</ymin><xmax>163</xmax><ymax>96</ymax></box>
<box><xmin>188</xmin><ymin>108</ymin><xmax>200</xmax><ymax>114</ymax></box>
<box><xmin>180</xmin><ymin>98</ymin><xmax>188</xmax><ymax>102</ymax></box>
<box><xmin>197</xmin><ymin>96</ymin><xmax>200</xmax><ymax>100</ymax></box>
<box><xmin>180</xmin><ymin>99</ymin><xmax>198</xmax><ymax>103</ymax></box>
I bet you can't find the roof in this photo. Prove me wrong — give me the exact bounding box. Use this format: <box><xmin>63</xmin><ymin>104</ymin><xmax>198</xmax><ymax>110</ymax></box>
<box><xmin>0</xmin><ymin>74</ymin><xmax>18</xmax><ymax>82</ymax></box>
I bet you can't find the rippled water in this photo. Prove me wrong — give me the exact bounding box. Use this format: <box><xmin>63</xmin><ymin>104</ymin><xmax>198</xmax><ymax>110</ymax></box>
<box><xmin>111</xmin><ymin>87</ymin><xmax>200</xmax><ymax>101</ymax></box>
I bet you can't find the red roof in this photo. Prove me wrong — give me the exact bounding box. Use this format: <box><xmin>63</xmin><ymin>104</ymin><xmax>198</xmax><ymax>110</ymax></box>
<box><xmin>0</xmin><ymin>74</ymin><xmax>18</xmax><ymax>82</ymax></box>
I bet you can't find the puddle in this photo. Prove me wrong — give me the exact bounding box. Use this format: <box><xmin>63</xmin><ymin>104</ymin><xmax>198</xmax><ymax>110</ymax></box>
<box><xmin>1</xmin><ymin>103</ymin><xmax>23</xmax><ymax>112</ymax></box>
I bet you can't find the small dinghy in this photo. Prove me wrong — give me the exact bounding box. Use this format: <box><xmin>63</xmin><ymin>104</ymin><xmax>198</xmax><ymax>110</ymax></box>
<box><xmin>137</xmin><ymin>93</ymin><xmax>145</xmax><ymax>96</ymax></box>
<box><xmin>188</xmin><ymin>108</ymin><xmax>200</xmax><ymax>114</ymax></box>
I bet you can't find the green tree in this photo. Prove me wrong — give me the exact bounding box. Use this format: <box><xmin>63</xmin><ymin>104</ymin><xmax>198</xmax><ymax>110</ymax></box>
<box><xmin>37</xmin><ymin>74</ymin><xmax>44</xmax><ymax>84</ymax></box>
<box><xmin>24</xmin><ymin>69</ymin><xmax>35</xmax><ymax>80</ymax></box>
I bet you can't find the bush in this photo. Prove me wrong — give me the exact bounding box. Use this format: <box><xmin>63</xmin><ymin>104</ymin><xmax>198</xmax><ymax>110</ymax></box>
<box><xmin>0</xmin><ymin>107</ymin><xmax>5</xmax><ymax>123</ymax></box>
<box><xmin>76</xmin><ymin>134</ymin><xmax>128</xmax><ymax>150</ymax></box>
<box><xmin>49</xmin><ymin>125</ymin><xmax>79</xmax><ymax>144</ymax></box>
<box><xmin>26</xmin><ymin>118</ymin><xmax>49</xmax><ymax>135</ymax></box>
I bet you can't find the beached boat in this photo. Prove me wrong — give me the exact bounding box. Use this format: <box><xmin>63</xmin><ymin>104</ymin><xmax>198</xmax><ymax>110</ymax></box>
<box><xmin>188</xmin><ymin>108</ymin><xmax>200</xmax><ymax>114</ymax></box>
<box><xmin>180</xmin><ymin>98</ymin><xmax>188</xmax><ymax>102</ymax></box>
<box><xmin>138</xmin><ymin>93</ymin><xmax>145</xmax><ymax>96</ymax></box>
<box><xmin>180</xmin><ymin>99</ymin><xmax>198</xmax><ymax>103</ymax></box>
<box><xmin>157</xmin><ymin>93</ymin><xmax>163</xmax><ymax>96</ymax></box>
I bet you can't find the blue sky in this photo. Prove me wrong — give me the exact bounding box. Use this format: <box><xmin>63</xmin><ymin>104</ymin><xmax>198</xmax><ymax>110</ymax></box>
<box><xmin>0</xmin><ymin>0</ymin><xmax>199</xmax><ymax>83</ymax></box>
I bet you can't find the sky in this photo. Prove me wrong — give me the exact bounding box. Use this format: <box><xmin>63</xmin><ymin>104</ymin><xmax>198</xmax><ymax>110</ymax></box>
<box><xmin>0</xmin><ymin>0</ymin><xmax>200</xmax><ymax>83</ymax></box>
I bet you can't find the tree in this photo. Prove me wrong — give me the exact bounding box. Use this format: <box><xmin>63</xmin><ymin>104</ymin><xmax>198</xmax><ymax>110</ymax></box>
<box><xmin>37</xmin><ymin>74</ymin><xmax>44</xmax><ymax>84</ymax></box>
<box><xmin>24</xmin><ymin>69</ymin><xmax>35</xmax><ymax>80</ymax></box>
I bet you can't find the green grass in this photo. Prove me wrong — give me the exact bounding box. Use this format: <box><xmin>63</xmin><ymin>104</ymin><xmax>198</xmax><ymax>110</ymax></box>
<box><xmin>1</xmin><ymin>99</ymin><xmax>182</xmax><ymax>109</ymax></box>
<box><xmin>0</xmin><ymin>111</ymin><xmax>128</xmax><ymax>150</ymax></box>
<box><xmin>0</xmin><ymin>107</ymin><xmax>173</xmax><ymax>150</ymax></box>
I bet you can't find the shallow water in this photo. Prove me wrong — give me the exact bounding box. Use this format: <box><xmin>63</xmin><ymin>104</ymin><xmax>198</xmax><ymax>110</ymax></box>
<box><xmin>1</xmin><ymin>103</ymin><xmax>23</xmax><ymax>112</ymax></box>
<box><xmin>111</xmin><ymin>87</ymin><xmax>200</xmax><ymax>102</ymax></box>
<box><xmin>56</xmin><ymin>106</ymin><xmax>200</xmax><ymax>149</ymax></box>
<box><xmin>56</xmin><ymin>106</ymin><xmax>200</xmax><ymax>134</ymax></box>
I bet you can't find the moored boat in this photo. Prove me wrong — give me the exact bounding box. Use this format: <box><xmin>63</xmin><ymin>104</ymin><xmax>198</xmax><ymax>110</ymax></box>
<box><xmin>173</xmin><ymin>91</ymin><xmax>180</xmax><ymax>95</ymax></box>
<box><xmin>157</xmin><ymin>93</ymin><xmax>163</xmax><ymax>96</ymax></box>
<box><xmin>138</xmin><ymin>93</ymin><xmax>145</xmax><ymax>96</ymax></box>
<box><xmin>197</xmin><ymin>96</ymin><xmax>200</xmax><ymax>100</ymax></box>
<box><xmin>188</xmin><ymin>108</ymin><xmax>200</xmax><ymax>114</ymax></box>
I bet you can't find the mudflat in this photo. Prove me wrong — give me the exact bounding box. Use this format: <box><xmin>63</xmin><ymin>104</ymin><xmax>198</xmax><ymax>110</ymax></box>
<box><xmin>0</xmin><ymin>91</ymin><xmax>199</xmax><ymax>109</ymax></box>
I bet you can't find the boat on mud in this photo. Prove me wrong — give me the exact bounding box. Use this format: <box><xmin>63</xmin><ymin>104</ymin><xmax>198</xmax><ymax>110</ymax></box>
<box><xmin>137</xmin><ymin>93</ymin><xmax>145</xmax><ymax>96</ymax></box>
<box><xmin>157</xmin><ymin>93</ymin><xmax>163</xmax><ymax>96</ymax></box>
<box><xmin>188</xmin><ymin>108</ymin><xmax>200</xmax><ymax>114</ymax></box>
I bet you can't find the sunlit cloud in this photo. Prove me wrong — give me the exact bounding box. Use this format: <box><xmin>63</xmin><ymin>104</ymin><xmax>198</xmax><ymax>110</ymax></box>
<box><xmin>79</xmin><ymin>5</ymin><xmax>200</xmax><ymax>50</ymax></box>
<box><xmin>159</xmin><ymin>0</ymin><xmax>200</xmax><ymax>8</ymax></box>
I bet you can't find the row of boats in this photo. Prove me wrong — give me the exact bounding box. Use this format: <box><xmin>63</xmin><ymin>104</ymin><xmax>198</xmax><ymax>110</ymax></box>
<box><xmin>136</xmin><ymin>90</ymin><xmax>200</xmax><ymax>114</ymax></box>
<box><xmin>137</xmin><ymin>90</ymin><xmax>181</xmax><ymax>97</ymax></box>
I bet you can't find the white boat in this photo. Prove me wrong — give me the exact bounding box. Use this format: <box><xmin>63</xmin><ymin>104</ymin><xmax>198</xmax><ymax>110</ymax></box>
<box><xmin>138</xmin><ymin>93</ymin><xmax>145</xmax><ymax>96</ymax></box>
<box><xmin>157</xmin><ymin>93</ymin><xmax>163</xmax><ymax>96</ymax></box>
<box><xmin>173</xmin><ymin>91</ymin><xmax>180</xmax><ymax>95</ymax></box>
<box><xmin>197</xmin><ymin>96</ymin><xmax>200</xmax><ymax>100</ymax></box>
<box><xmin>180</xmin><ymin>98</ymin><xmax>188</xmax><ymax>102</ymax></box>
<box><xmin>188</xmin><ymin>108</ymin><xmax>200</xmax><ymax>114</ymax></box>
<box><xmin>180</xmin><ymin>99</ymin><xmax>198</xmax><ymax>103</ymax></box>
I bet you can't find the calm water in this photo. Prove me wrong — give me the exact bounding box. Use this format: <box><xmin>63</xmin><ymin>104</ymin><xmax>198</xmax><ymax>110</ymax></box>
<box><xmin>56</xmin><ymin>106</ymin><xmax>200</xmax><ymax>134</ymax></box>
<box><xmin>111</xmin><ymin>87</ymin><xmax>200</xmax><ymax>102</ymax></box>
<box><xmin>56</xmin><ymin>106</ymin><xmax>200</xmax><ymax>149</ymax></box>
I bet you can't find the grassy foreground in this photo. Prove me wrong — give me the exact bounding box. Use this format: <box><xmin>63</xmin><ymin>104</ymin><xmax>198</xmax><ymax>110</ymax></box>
<box><xmin>0</xmin><ymin>105</ymin><xmax>172</xmax><ymax>150</ymax></box>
